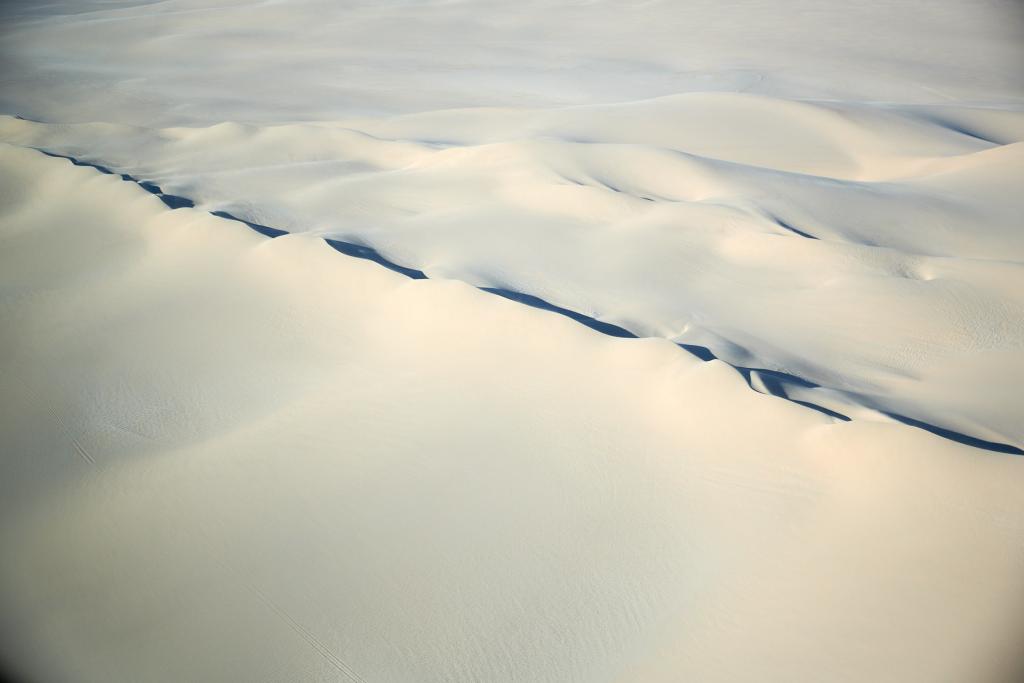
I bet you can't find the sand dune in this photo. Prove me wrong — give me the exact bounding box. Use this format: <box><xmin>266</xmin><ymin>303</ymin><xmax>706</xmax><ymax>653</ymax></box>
<box><xmin>1</xmin><ymin>1</ymin><xmax>1023</xmax><ymax>681</ymax></box>
<box><xmin>4</xmin><ymin>96</ymin><xmax>1023</xmax><ymax>448</ymax></box>
<box><xmin>3</xmin><ymin>143</ymin><xmax>1024</xmax><ymax>682</ymax></box>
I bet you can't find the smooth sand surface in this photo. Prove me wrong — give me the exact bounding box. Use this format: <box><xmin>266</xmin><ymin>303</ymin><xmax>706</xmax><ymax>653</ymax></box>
<box><xmin>2</xmin><ymin>143</ymin><xmax>1023</xmax><ymax>682</ymax></box>
<box><xmin>1</xmin><ymin>1</ymin><xmax>1023</xmax><ymax>681</ymax></box>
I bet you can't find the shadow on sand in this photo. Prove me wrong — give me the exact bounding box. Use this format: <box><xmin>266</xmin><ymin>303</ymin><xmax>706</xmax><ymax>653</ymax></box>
<box><xmin>37</xmin><ymin>148</ymin><xmax>1024</xmax><ymax>456</ymax></box>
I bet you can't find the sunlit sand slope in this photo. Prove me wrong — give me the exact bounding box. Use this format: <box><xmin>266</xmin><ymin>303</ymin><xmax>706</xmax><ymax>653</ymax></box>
<box><xmin>4</xmin><ymin>95</ymin><xmax>1023</xmax><ymax>450</ymax></box>
<box><xmin>2</xmin><ymin>144</ymin><xmax>1023</xmax><ymax>683</ymax></box>
<box><xmin>1</xmin><ymin>1</ymin><xmax>1023</xmax><ymax>681</ymax></box>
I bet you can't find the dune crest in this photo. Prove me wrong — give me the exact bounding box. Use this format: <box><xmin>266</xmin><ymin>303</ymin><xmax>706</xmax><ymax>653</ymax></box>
<box><xmin>2</xmin><ymin>1</ymin><xmax>1023</xmax><ymax>681</ymax></box>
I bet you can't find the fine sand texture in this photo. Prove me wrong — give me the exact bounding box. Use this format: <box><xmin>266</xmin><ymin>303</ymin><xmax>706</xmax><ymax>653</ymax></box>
<box><xmin>1</xmin><ymin>2</ymin><xmax>1023</xmax><ymax>682</ymax></box>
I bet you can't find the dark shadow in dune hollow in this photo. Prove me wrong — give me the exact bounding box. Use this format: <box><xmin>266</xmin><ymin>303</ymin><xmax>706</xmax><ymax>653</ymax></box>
<box><xmin>211</xmin><ymin>210</ymin><xmax>288</xmax><ymax>239</ymax></box>
<box><xmin>326</xmin><ymin>238</ymin><xmax>427</xmax><ymax>280</ymax></box>
<box><xmin>773</xmin><ymin>217</ymin><xmax>817</xmax><ymax>239</ymax></box>
<box><xmin>881</xmin><ymin>412</ymin><xmax>1023</xmax><ymax>455</ymax></box>
<box><xmin>211</xmin><ymin>209</ymin><xmax>428</xmax><ymax>280</ymax></box>
<box><xmin>735</xmin><ymin>367</ymin><xmax>850</xmax><ymax>421</ymax></box>
<box><xmin>37</xmin><ymin>150</ymin><xmax>194</xmax><ymax>209</ymax></box>
<box><xmin>35</xmin><ymin>148</ymin><xmax>1024</xmax><ymax>456</ymax></box>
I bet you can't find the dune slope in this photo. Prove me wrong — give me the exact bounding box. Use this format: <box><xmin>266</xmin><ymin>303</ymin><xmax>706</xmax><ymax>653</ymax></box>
<box><xmin>2</xmin><ymin>143</ymin><xmax>1024</xmax><ymax>683</ymax></box>
<box><xmin>1</xmin><ymin>1</ymin><xmax>1023</xmax><ymax>681</ymax></box>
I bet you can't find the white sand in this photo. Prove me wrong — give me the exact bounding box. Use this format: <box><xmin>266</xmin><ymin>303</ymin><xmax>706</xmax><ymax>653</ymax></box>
<box><xmin>1</xmin><ymin>1</ymin><xmax>1023</xmax><ymax>681</ymax></box>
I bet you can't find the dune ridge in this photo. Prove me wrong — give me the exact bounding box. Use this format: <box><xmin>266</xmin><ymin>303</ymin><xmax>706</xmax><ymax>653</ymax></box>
<box><xmin>4</xmin><ymin>96</ymin><xmax>1022</xmax><ymax>449</ymax></box>
<box><xmin>2</xmin><ymin>1</ymin><xmax>1023</xmax><ymax>681</ymax></box>
<box><xmin>2</xmin><ymin>143</ymin><xmax>1024</xmax><ymax>683</ymax></box>
<box><xmin>14</xmin><ymin>143</ymin><xmax>1023</xmax><ymax>456</ymax></box>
